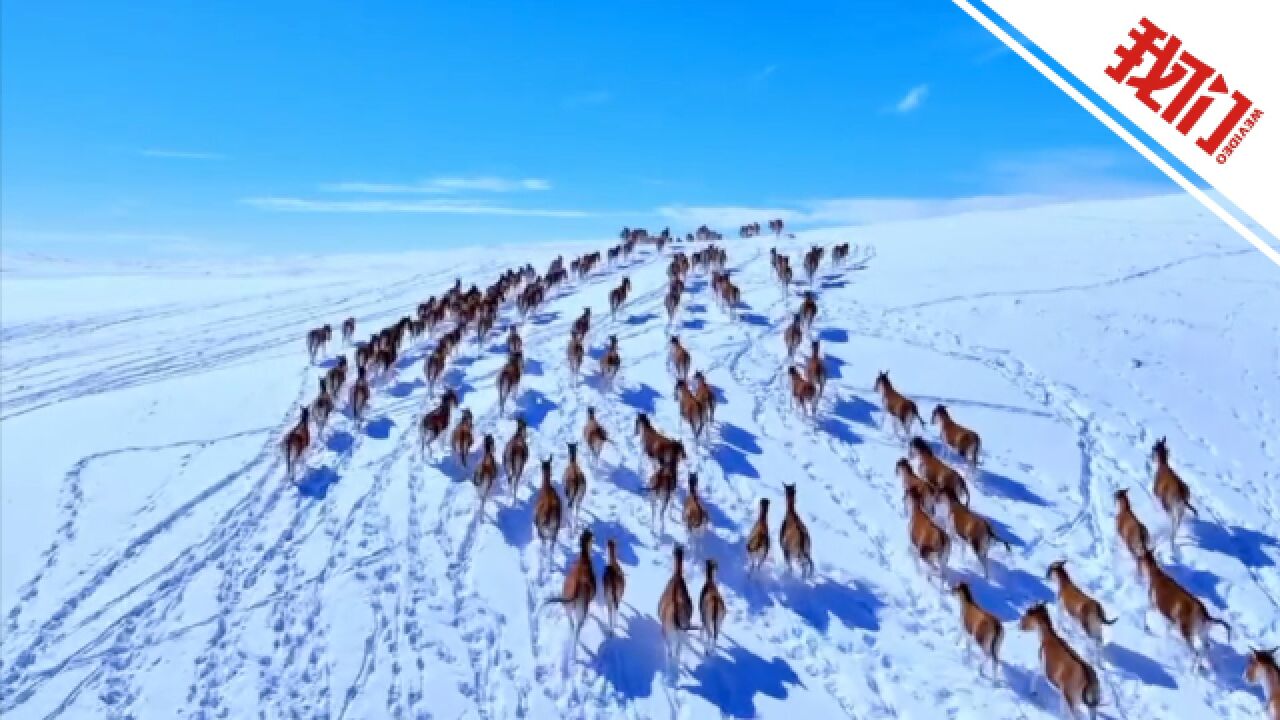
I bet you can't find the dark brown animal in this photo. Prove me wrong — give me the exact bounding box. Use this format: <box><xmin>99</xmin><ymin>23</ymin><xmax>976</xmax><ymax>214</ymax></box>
<box><xmin>541</xmin><ymin>529</ymin><xmax>597</xmax><ymax>656</ymax></box>
<box><xmin>675</xmin><ymin>380</ymin><xmax>705</xmax><ymax>439</ymax></box>
<box><xmin>567</xmin><ymin>333</ymin><xmax>585</xmax><ymax>377</ymax></box>
<box><xmin>683</xmin><ymin>472</ymin><xmax>708</xmax><ymax>543</ymax></box>
<box><xmin>699</xmin><ymin>558</ymin><xmax>727</xmax><ymax>651</ymax></box>
<box><xmin>609</xmin><ymin>277</ymin><xmax>632</xmax><ymax>319</ymax></box>
<box><xmin>282</xmin><ymin>407</ymin><xmax>311</xmax><ymax>480</ymax></box>
<box><xmin>497</xmin><ymin>351</ymin><xmax>523</xmax><ymax>412</ymax></box>
<box><xmin>746</xmin><ymin>497</ymin><xmax>771</xmax><ymax>576</ymax></box>
<box><xmin>779</xmin><ymin>483</ymin><xmax>815</xmax><ymax>578</ymax></box>
<box><xmin>472</xmin><ymin>434</ymin><xmax>499</xmax><ymax>514</ymax></box>
<box><xmin>583</xmin><ymin>406</ymin><xmax>608</xmax><ymax>460</ymax></box>
<box><xmin>503</xmin><ymin>416</ymin><xmax>529</xmax><ymax>497</ymax></box>
<box><xmin>419</xmin><ymin>388</ymin><xmax>459</xmax><ymax>454</ymax></box>
<box><xmin>600</xmin><ymin>335</ymin><xmax>621</xmax><ymax>388</ymax></box>
<box><xmin>451</xmin><ymin>408</ymin><xmax>474</xmax><ymax>467</ymax></box>
<box><xmin>533</xmin><ymin>457</ymin><xmax>563</xmax><ymax>554</ymax></box>
<box><xmin>657</xmin><ymin>544</ymin><xmax>695</xmax><ymax>667</ymax></box>
<box><xmin>783</xmin><ymin>314</ymin><xmax>804</xmax><ymax>359</ymax></box>
<box><xmin>601</xmin><ymin>538</ymin><xmax>626</xmax><ymax>633</ymax></box>
<box><xmin>311</xmin><ymin>377</ymin><xmax>334</xmax><ymax>437</ymax></box>
<box><xmin>798</xmin><ymin>291</ymin><xmax>818</xmax><ymax>328</ymax></box>
<box><xmin>692</xmin><ymin>371</ymin><xmax>717</xmax><ymax>426</ymax></box>
<box><xmin>1151</xmin><ymin>437</ymin><xmax>1198</xmax><ymax>551</ymax></box>
<box><xmin>804</xmin><ymin>340</ymin><xmax>827</xmax><ymax>399</ymax></box>
<box><xmin>563</xmin><ymin>442</ymin><xmax>587</xmax><ymax>526</ymax></box>
<box><xmin>350</xmin><ymin>366</ymin><xmax>371</xmax><ymax>422</ymax></box>
<box><xmin>341</xmin><ymin>317</ymin><xmax>356</xmax><ymax>345</ymax></box>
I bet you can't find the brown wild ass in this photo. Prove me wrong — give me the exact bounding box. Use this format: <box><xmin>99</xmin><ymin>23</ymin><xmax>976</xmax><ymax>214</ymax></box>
<box><xmin>533</xmin><ymin>458</ymin><xmax>563</xmax><ymax>555</ymax></box>
<box><xmin>600</xmin><ymin>335</ymin><xmax>621</xmax><ymax>388</ymax></box>
<box><xmin>1151</xmin><ymin>437</ymin><xmax>1199</xmax><ymax>551</ymax></box>
<box><xmin>1136</xmin><ymin>548</ymin><xmax>1232</xmax><ymax>669</ymax></box>
<box><xmin>804</xmin><ymin>340</ymin><xmax>827</xmax><ymax>399</ymax></box>
<box><xmin>799</xmin><ymin>291</ymin><xmax>819</xmax><ymax>329</ymax></box>
<box><xmin>906</xmin><ymin>486</ymin><xmax>950</xmax><ymax>585</ymax></box>
<box><xmin>675</xmin><ymin>380</ymin><xmax>706</xmax><ymax>440</ymax></box>
<box><xmin>563</xmin><ymin>442</ymin><xmax>588</xmax><ymax>527</ymax></box>
<box><xmin>350</xmin><ymin>366</ymin><xmax>371</xmax><ymax>422</ymax></box>
<box><xmin>541</xmin><ymin>529</ymin><xmax>597</xmax><ymax>657</ymax></box>
<box><xmin>306</xmin><ymin>324</ymin><xmax>332</xmax><ymax>363</ymax></box>
<box><xmin>692</xmin><ymin>371</ymin><xmax>717</xmax><ymax>426</ymax></box>
<box><xmin>609</xmin><ymin>277</ymin><xmax>632</xmax><ymax>319</ymax></box>
<box><xmin>779</xmin><ymin>483</ymin><xmax>815</xmax><ymax>578</ymax></box>
<box><xmin>910</xmin><ymin>437</ymin><xmax>970</xmax><ymax>505</ymax></box>
<box><xmin>896</xmin><ymin>458</ymin><xmax>936</xmax><ymax>517</ymax></box>
<box><xmin>282</xmin><ymin>407</ymin><xmax>312</xmax><ymax>481</ymax></box>
<box><xmin>668</xmin><ymin>336</ymin><xmax>692</xmax><ymax>380</ymax></box>
<box><xmin>601</xmin><ymin>538</ymin><xmax>626</xmax><ymax>634</ymax></box>
<box><xmin>783</xmin><ymin>313</ymin><xmax>805</xmax><ymax>359</ymax></box>
<box><xmin>938</xmin><ymin>486</ymin><xmax>1011</xmax><ymax>578</ymax></box>
<box><xmin>746</xmin><ymin>497</ymin><xmax>771</xmax><ymax>577</ymax></box>
<box><xmin>450</xmin><ymin>408</ymin><xmax>474</xmax><ymax>467</ymax></box>
<box><xmin>567</xmin><ymin>333</ymin><xmax>585</xmax><ymax>377</ymax></box>
<box><xmin>472</xmin><ymin>434</ymin><xmax>499</xmax><ymax>515</ymax></box>
<box><xmin>875</xmin><ymin>371</ymin><xmax>924</xmax><ymax>438</ymax></box>
<box><xmin>311</xmin><ymin>377</ymin><xmax>334</xmax><ymax>437</ymax></box>
<box><xmin>1019</xmin><ymin>604</ymin><xmax>1101</xmax><ymax>720</ymax></box>
<box><xmin>787</xmin><ymin>367</ymin><xmax>819</xmax><ymax>418</ymax></box>
<box><xmin>1045</xmin><ymin>560</ymin><xmax>1117</xmax><ymax>650</ymax></box>
<box><xmin>950</xmin><ymin>582</ymin><xmax>1005</xmax><ymax>680</ymax></box>
<box><xmin>1244</xmin><ymin>647</ymin><xmax>1280</xmax><ymax>720</ymax></box>
<box><xmin>931</xmin><ymin>405</ymin><xmax>982</xmax><ymax>477</ymax></box>
<box><xmin>503</xmin><ymin>416</ymin><xmax>529</xmax><ymax>497</ymax></box>
<box><xmin>700</xmin><ymin>558</ymin><xmax>727</xmax><ymax>652</ymax></box>
<box><xmin>1113</xmin><ymin>489</ymin><xmax>1152</xmax><ymax>565</ymax></box>
<box><xmin>583</xmin><ymin>406</ymin><xmax>608</xmax><ymax>460</ymax></box>
<box><xmin>683</xmin><ymin>472</ymin><xmax>709</xmax><ymax>545</ymax></box>
<box><xmin>341</xmin><ymin>317</ymin><xmax>356</xmax><ymax>345</ymax></box>
<box><xmin>419</xmin><ymin>388</ymin><xmax>459</xmax><ymax>454</ymax></box>
<box><xmin>657</xmin><ymin>544</ymin><xmax>696</xmax><ymax>669</ymax></box>
<box><xmin>497</xmin><ymin>351</ymin><xmax>523</xmax><ymax>412</ymax></box>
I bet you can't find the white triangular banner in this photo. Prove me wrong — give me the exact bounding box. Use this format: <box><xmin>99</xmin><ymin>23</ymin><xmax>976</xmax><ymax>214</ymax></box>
<box><xmin>955</xmin><ymin>0</ymin><xmax>1280</xmax><ymax>266</ymax></box>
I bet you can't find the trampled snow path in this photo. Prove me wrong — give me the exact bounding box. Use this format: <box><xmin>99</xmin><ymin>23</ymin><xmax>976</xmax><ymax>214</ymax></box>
<box><xmin>2</xmin><ymin>195</ymin><xmax>1278</xmax><ymax>719</ymax></box>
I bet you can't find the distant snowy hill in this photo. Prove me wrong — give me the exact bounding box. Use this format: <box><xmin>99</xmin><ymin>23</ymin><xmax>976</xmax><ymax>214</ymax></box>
<box><xmin>2</xmin><ymin>194</ymin><xmax>1277</xmax><ymax>719</ymax></box>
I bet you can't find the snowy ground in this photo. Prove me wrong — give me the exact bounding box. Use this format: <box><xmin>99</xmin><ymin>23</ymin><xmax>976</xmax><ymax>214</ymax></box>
<box><xmin>2</xmin><ymin>194</ymin><xmax>1278</xmax><ymax>720</ymax></box>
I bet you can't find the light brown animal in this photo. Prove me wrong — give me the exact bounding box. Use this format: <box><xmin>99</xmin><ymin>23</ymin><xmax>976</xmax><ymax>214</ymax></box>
<box><xmin>451</xmin><ymin>408</ymin><xmax>474</xmax><ymax>467</ymax></box>
<box><xmin>497</xmin><ymin>351</ymin><xmax>523</xmax><ymax>412</ymax></box>
<box><xmin>657</xmin><ymin>544</ymin><xmax>696</xmax><ymax>668</ymax></box>
<box><xmin>583</xmin><ymin>406</ymin><xmax>608</xmax><ymax>460</ymax></box>
<box><xmin>1045</xmin><ymin>560</ymin><xmax>1117</xmax><ymax>648</ymax></box>
<box><xmin>1151</xmin><ymin>437</ymin><xmax>1199</xmax><ymax>551</ymax></box>
<box><xmin>1019</xmin><ymin>604</ymin><xmax>1101</xmax><ymax>720</ymax></box>
<box><xmin>939</xmin><ymin>486</ymin><xmax>1010</xmax><ymax>578</ymax></box>
<box><xmin>282</xmin><ymin>407</ymin><xmax>311</xmax><ymax>480</ymax></box>
<box><xmin>503</xmin><ymin>416</ymin><xmax>529</xmax><ymax>497</ymax></box>
<box><xmin>647</xmin><ymin>461</ymin><xmax>679</xmax><ymax>534</ymax></box>
<box><xmin>1136</xmin><ymin>548</ymin><xmax>1232</xmax><ymax>668</ymax></box>
<box><xmin>779</xmin><ymin>483</ymin><xmax>815</xmax><ymax>578</ymax></box>
<box><xmin>700</xmin><ymin>558</ymin><xmax>727</xmax><ymax>651</ymax></box>
<box><xmin>601</xmin><ymin>538</ymin><xmax>626</xmax><ymax>634</ymax></box>
<box><xmin>542</xmin><ymin>529</ymin><xmax>597</xmax><ymax>655</ymax></box>
<box><xmin>906</xmin><ymin>486</ymin><xmax>950</xmax><ymax>583</ymax></box>
<box><xmin>931</xmin><ymin>405</ymin><xmax>982</xmax><ymax>476</ymax></box>
<box><xmin>472</xmin><ymin>434</ymin><xmax>499</xmax><ymax>514</ymax></box>
<box><xmin>747</xmin><ymin>497</ymin><xmax>771</xmax><ymax>576</ymax></box>
<box><xmin>783</xmin><ymin>313</ymin><xmax>805</xmax><ymax>359</ymax></box>
<box><xmin>533</xmin><ymin>457</ymin><xmax>563</xmax><ymax>554</ymax></box>
<box><xmin>799</xmin><ymin>291</ymin><xmax>818</xmax><ymax>329</ymax></box>
<box><xmin>683</xmin><ymin>472</ymin><xmax>708</xmax><ymax>543</ymax></box>
<box><xmin>896</xmin><ymin>457</ymin><xmax>936</xmax><ymax>517</ymax></box>
<box><xmin>669</xmin><ymin>336</ymin><xmax>691</xmax><ymax>380</ymax></box>
<box><xmin>1244</xmin><ymin>647</ymin><xmax>1280</xmax><ymax>720</ymax></box>
<box><xmin>564</xmin><ymin>442</ymin><xmax>587</xmax><ymax>526</ymax></box>
<box><xmin>875</xmin><ymin>371</ymin><xmax>924</xmax><ymax>438</ymax></box>
<box><xmin>1113</xmin><ymin>488</ymin><xmax>1152</xmax><ymax>564</ymax></box>
<box><xmin>951</xmin><ymin>582</ymin><xmax>1005</xmax><ymax>680</ymax></box>
<box><xmin>675</xmin><ymin>380</ymin><xmax>705</xmax><ymax>439</ymax></box>
<box><xmin>787</xmin><ymin>367</ymin><xmax>819</xmax><ymax>418</ymax></box>
<box><xmin>910</xmin><ymin>437</ymin><xmax>969</xmax><ymax>505</ymax></box>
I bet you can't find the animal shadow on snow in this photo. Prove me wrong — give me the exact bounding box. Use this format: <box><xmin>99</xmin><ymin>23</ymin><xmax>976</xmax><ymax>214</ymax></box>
<box><xmin>776</xmin><ymin>575</ymin><xmax>885</xmax><ymax>633</ymax></box>
<box><xmin>1163</xmin><ymin>559</ymin><xmax>1227</xmax><ymax>609</ymax></box>
<box><xmin>977</xmin><ymin>468</ymin><xmax>1051</xmax><ymax>508</ymax></box>
<box><xmin>819</xmin><ymin>415</ymin><xmax>862</xmax><ymax>446</ymax></box>
<box><xmin>697</xmin><ymin>531</ymin><xmax>774</xmax><ymax>616</ymax></box>
<box><xmin>1103</xmin><ymin>642</ymin><xmax>1178</xmax><ymax>689</ymax></box>
<box><xmin>823</xmin><ymin>353</ymin><xmax>848</xmax><ymax>380</ymax></box>
<box><xmin>684</xmin><ymin>641</ymin><xmax>803</xmax><ymax>719</ymax></box>
<box><xmin>949</xmin><ymin>560</ymin><xmax>1053</xmax><ymax>622</ymax></box>
<box><xmin>620</xmin><ymin>383</ymin><xmax>662</xmax><ymax>415</ymax></box>
<box><xmin>495</xmin><ymin>494</ymin><xmax>534</xmax><ymax>549</ymax></box>
<box><xmin>816</xmin><ymin>327</ymin><xmax>848</xmax><ymax>344</ymax></box>
<box><xmin>532</xmin><ymin>311</ymin><xmax>559</xmax><ymax>326</ymax></box>
<box><xmin>686</xmin><ymin>303</ymin><xmax>707</xmax><ymax>315</ymax></box>
<box><xmin>365</xmin><ymin>415</ymin><xmax>395</xmax><ymax>440</ymax></box>
<box><xmin>1004</xmin><ymin>663</ymin><xmax>1122</xmax><ymax>720</ymax></box>
<box><xmin>607</xmin><ymin>461</ymin><xmax>648</xmax><ymax>498</ymax></box>
<box><xmin>594</xmin><ymin>613</ymin><xmax>664</xmax><ymax>699</ymax></box>
<box><xmin>740</xmin><ymin>312</ymin><xmax>769</xmax><ymax>328</ymax></box>
<box><xmin>297</xmin><ymin>465</ymin><xmax>340</xmax><ymax>499</ymax></box>
<box><xmin>325</xmin><ymin>430</ymin><xmax>355</xmax><ymax>454</ymax></box>
<box><xmin>682</xmin><ymin>317</ymin><xmax>707</xmax><ymax>331</ymax></box>
<box><xmin>710</xmin><ymin>422</ymin><xmax>762</xmax><ymax>480</ymax></box>
<box><xmin>626</xmin><ymin>311</ymin><xmax>659</xmax><ymax>326</ymax></box>
<box><xmin>587</xmin><ymin>516</ymin><xmax>642</xmax><ymax>566</ymax></box>
<box><xmin>523</xmin><ymin>357</ymin><xmax>545</xmax><ymax>376</ymax></box>
<box><xmin>1191</xmin><ymin>517</ymin><xmax>1279</xmax><ymax>568</ymax></box>
<box><xmin>387</xmin><ymin>378</ymin><xmax>424</xmax><ymax>398</ymax></box>
<box><xmin>316</xmin><ymin>355</ymin><xmax>342</xmax><ymax>369</ymax></box>
<box><xmin>515</xmin><ymin>388</ymin><xmax>559</xmax><ymax>430</ymax></box>
<box><xmin>831</xmin><ymin>394</ymin><xmax>879</xmax><ymax>429</ymax></box>
<box><xmin>441</xmin><ymin>368</ymin><xmax>476</xmax><ymax>401</ymax></box>
<box><xmin>819</xmin><ymin>277</ymin><xmax>847</xmax><ymax>290</ymax></box>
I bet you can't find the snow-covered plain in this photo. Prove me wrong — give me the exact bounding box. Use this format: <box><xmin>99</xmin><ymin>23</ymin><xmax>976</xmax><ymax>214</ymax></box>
<box><xmin>2</xmin><ymin>194</ymin><xmax>1278</xmax><ymax>720</ymax></box>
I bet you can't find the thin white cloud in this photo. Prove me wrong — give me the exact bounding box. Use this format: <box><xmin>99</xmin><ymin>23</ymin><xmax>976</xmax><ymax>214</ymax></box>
<box><xmin>320</xmin><ymin>176</ymin><xmax>551</xmax><ymax>194</ymax></box>
<box><xmin>753</xmin><ymin>65</ymin><xmax>778</xmax><ymax>81</ymax></box>
<box><xmin>564</xmin><ymin>91</ymin><xmax>613</xmax><ymax>108</ymax></box>
<box><xmin>140</xmin><ymin>149</ymin><xmax>225</xmax><ymax>160</ymax></box>
<box><xmin>244</xmin><ymin>196</ymin><xmax>591</xmax><ymax>218</ymax></box>
<box><xmin>893</xmin><ymin>84</ymin><xmax>929</xmax><ymax>113</ymax></box>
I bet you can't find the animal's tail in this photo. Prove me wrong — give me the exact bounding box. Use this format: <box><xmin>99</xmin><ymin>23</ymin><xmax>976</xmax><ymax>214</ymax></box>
<box><xmin>1100</xmin><ymin>611</ymin><xmax>1118</xmax><ymax>626</ymax></box>
<box><xmin>1185</xmin><ymin>499</ymin><xmax>1200</xmax><ymax>518</ymax></box>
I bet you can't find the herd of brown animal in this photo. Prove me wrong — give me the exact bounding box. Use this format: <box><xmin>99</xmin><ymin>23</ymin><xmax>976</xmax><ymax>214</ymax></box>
<box><xmin>283</xmin><ymin>226</ymin><xmax>1275</xmax><ymax>718</ymax></box>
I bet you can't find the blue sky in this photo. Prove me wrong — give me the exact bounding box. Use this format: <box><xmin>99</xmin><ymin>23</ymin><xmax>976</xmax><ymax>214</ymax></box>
<box><xmin>0</xmin><ymin>0</ymin><xmax>1177</xmax><ymax>258</ymax></box>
